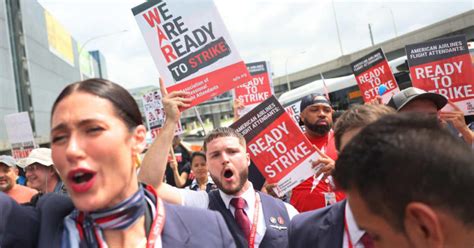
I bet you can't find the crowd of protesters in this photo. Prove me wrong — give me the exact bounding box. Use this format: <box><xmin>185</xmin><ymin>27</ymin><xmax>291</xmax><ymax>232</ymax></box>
<box><xmin>0</xmin><ymin>76</ymin><xmax>473</xmax><ymax>248</ymax></box>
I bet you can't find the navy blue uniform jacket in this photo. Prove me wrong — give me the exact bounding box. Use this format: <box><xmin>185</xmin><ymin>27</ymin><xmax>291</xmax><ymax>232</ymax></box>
<box><xmin>288</xmin><ymin>200</ymin><xmax>346</xmax><ymax>248</ymax></box>
<box><xmin>0</xmin><ymin>192</ymin><xmax>235</xmax><ymax>248</ymax></box>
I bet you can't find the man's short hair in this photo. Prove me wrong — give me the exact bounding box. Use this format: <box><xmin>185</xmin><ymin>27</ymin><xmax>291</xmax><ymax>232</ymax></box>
<box><xmin>203</xmin><ymin>127</ymin><xmax>246</xmax><ymax>152</ymax></box>
<box><xmin>333</xmin><ymin>113</ymin><xmax>474</xmax><ymax>231</ymax></box>
<box><xmin>334</xmin><ymin>104</ymin><xmax>395</xmax><ymax>151</ymax></box>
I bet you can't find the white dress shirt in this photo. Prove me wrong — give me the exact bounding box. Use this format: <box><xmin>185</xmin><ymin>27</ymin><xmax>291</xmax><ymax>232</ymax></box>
<box><xmin>343</xmin><ymin>202</ymin><xmax>368</xmax><ymax>248</ymax></box>
<box><xmin>178</xmin><ymin>183</ymin><xmax>299</xmax><ymax>247</ymax></box>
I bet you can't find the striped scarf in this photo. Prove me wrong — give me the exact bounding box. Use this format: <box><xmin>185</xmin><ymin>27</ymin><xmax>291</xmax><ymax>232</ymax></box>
<box><xmin>62</xmin><ymin>185</ymin><xmax>147</xmax><ymax>248</ymax></box>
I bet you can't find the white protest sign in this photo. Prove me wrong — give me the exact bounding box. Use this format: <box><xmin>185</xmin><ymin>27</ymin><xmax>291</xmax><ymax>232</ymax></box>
<box><xmin>142</xmin><ymin>89</ymin><xmax>184</xmax><ymax>145</ymax></box>
<box><xmin>4</xmin><ymin>112</ymin><xmax>36</xmax><ymax>159</ymax></box>
<box><xmin>132</xmin><ymin>0</ymin><xmax>250</xmax><ymax>108</ymax></box>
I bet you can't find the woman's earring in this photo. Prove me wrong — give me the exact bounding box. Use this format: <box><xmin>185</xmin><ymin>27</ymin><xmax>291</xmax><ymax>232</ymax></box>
<box><xmin>134</xmin><ymin>153</ymin><xmax>142</xmax><ymax>169</ymax></box>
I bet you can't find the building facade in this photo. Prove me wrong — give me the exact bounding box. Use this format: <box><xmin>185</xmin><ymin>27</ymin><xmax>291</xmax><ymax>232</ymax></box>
<box><xmin>0</xmin><ymin>0</ymin><xmax>106</xmax><ymax>152</ymax></box>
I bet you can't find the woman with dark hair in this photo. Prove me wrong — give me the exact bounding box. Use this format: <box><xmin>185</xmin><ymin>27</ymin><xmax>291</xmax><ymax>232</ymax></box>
<box><xmin>0</xmin><ymin>79</ymin><xmax>235</xmax><ymax>248</ymax></box>
<box><xmin>185</xmin><ymin>152</ymin><xmax>216</xmax><ymax>193</ymax></box>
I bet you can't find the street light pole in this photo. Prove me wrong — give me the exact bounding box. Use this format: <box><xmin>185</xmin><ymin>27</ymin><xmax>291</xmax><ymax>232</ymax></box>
<box><xmin>331</xmin><ymin>0</ymin><xmax>344</xmax><ymax>55</ymax></box>
<box><xmin>77</xmin><ymin>29</ymin><xmax>128</xmax><ymax>80</ymax></box>
<box><xmin>285</xmin><ymin>51</ymin><xmax>306</xmax><ymax>91</ymax></box>
<box><xmin>285</xmin><ymin>57</ymin><xmax>290</xmax><ymax>91</ymax></box>
<box><xmin>77</xmin><ymin>29</ymin><xmax>128</xmax><ymax>56</ymax></box>
<box><xmin>368</xmin><ymin>23</ymin><xmax>375</xmax><ymax>46</ymax></box>
<box><xmin>381</xmin><ymin>6</ymin><xmax>398</xmax><ymax>37</ymax></box>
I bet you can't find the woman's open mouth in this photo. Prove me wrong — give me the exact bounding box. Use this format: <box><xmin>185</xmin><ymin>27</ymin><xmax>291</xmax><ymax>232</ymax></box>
<box><xmin>67</xmin><ymin>168</ymin><xmax>97</xmax><ymax>193</ymax></box>
<box><xmin>72</xmin><ymin>172</ymin><xmax>94</xmax><ymax>184</ymax></box>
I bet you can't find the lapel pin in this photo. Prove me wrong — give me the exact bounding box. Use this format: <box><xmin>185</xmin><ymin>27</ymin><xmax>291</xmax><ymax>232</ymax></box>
<box><xmin>269</xmin><ymin>216</ymin><xmax>277</xmax><ymax>224</ymax></box>
<box><xmin>277</xmin><ymin>216</ymin><xmax>285</xmax><ymax>225</ymax></box>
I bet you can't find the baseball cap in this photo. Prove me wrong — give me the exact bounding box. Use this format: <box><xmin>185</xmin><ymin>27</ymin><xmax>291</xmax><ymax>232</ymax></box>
<box><xmin>17</xmin><ymin>148</ymin><xmax>53</xmax><ymax>169</ymax></box>
<box><xmin>0</xmin><ymin>155</ymin><xmax>16</xmax><ymax>167</ymax></box>
<box><xmin>387</xmin><ymin>87</ymin><xmax>447</xmax><ymax>111</ymax></box>
<box><xmin>300</xmin><ymin>93</ymin><xmax>331</xmax><ymax>112</ymax></box>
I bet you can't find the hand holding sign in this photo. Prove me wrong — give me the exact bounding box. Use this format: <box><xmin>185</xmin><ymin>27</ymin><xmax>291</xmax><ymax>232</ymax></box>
<box><xmin>312</xmin><ymin>145</ymin><xmax>335</xmax><ymax>178</ymax></box>
<box><xmin>233</xmin><ymin>98</ymin><xmax>245</xmax><ymax>121</ymax></box>
<box><xmin>262</xmin><ymin>181</ymin><xmax>280</xmax><ymax>198</ymax></box>
<box><xmin>168</xmin><ymin>146</ymin><xmax>178</xmax><ymax>171</ymax></box>
<box><xmin>365</xmin><ymin>96</ymin><xmax>383</xmax><ymax>105</ymax></box>
<box><xmin>439</xmin><ymin>101</ymin><xmax>467</xmax><ymax>130</ymax></box>
<box><xmin>438</xmin><ymin>101</ymin><xmax>473</xmax><ymax>145</ymax></box>
<box><xmin>160</xmin><ymin>79</ymin><xmax>191</xmax><ymax>124</ymax></box>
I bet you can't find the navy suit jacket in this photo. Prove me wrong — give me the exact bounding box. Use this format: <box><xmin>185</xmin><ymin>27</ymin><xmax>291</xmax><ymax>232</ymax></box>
<box><xmin>0</xmin><ymin>192</ymin><xmax>235</xmax><ymax>248</ymax></box>
<box><xmin>288</xmin><ymin>200</ymin><xmax>346</xmax><ymax>248</ymax></box>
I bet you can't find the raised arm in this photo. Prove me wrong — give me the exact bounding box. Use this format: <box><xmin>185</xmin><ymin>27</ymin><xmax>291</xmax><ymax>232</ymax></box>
<box><xmin>438</xmin><ymin>102</ymin><xmax>473</xmax><ymax>146</ymax></box>
<box><xmin>138</xmin><ymin>80</ymin><xmax>191</xmax><ymax>204</ymax></box>
<box><xmin>233</xmin><ymin>98</ymin><xmax>244</xmax><ymax>121</ymax></box>
<box><xmin>168</xmin><ymin>148</ymin><xmax>189</xmax><ymax>188</ymax></box>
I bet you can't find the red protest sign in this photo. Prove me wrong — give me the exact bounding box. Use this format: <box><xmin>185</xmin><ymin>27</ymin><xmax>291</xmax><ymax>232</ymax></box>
<box><xmin>247</xmin><ymin>114</ymin><xmax>313</xmax><ymax>183</ymax></box>
<box><xmin>351</xmin><ymin>48</ymin><xmax>400</xmax><ymax>103</ymax></box>
<box><xmin>231</xmin><ymin>96</ymin><xmax>318</xmax><ymax>196</ymax></box>
<box><xmin>406</xmin><ymin>35</ymin><xmax>474</xmax><ymax>115</ymax></box>
<box><xmin>234</xmin><ymin>61</ymin><xmax>274</xmax><ymax>116</ymax></box>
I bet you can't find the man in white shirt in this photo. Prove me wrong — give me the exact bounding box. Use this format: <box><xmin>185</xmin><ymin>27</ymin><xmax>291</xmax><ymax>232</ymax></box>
<box><xmin>139</xmin><ymin>90</ymin><xmax>298</xmax><ymax>248</ymax></box>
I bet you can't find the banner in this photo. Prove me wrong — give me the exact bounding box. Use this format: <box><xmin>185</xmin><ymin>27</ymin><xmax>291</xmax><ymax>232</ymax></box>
<box><xmin>231</xmin><ymin>96</ymin><xmax>319</xmax><ymax>197</ymax></box>
<box><xmin>351</xmin><ymin>48</ymin><xmax>400</xmax><ymax>103</ymax></box>
<box><xmin>44</xmin><ymin>10</ymin><xmax>75</xmax><ymax>65</ymax></box>
<box><xmin>406</xmin><ymin>35</ymin><xmax>474</xmax><ymax>115</ymax></box>
<box><xmin>4</xmin><ymin>112</ymin><xmax>36</xmax><ymax>159</ymax></box>
<box><xmin>132</xmin><ymin>0</ymin><xmax>249</xmax><ymax>108</ymax></box>
<box><xmin>142</xmin><ymin>89</ymin><xmax>183</xmax><ymax>145</ymax></box>
<box><xmin>234</xmin><ymin>61</ymin><xmax>274</xmax><ymax>116</ymax></box>
<box><xmin>79</xmin><ymin>50</ymin><xmax>95</xmax><ymax>78</ymax></box>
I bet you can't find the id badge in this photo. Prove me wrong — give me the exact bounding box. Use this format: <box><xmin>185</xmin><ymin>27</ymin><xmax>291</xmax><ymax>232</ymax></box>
<box><xmin>324</xmin><ymin>192</ymin><xmax>337</xmax><ymax>206</ymax></box>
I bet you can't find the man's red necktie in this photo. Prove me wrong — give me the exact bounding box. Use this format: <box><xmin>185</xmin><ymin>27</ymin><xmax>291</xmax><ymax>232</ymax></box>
<box><xmin>230</xmin><ymin>197</ymin><xmax>251</xmax><ymax>239</ymax></box>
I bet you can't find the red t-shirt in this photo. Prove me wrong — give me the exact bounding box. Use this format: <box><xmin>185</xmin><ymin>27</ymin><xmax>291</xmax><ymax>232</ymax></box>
<box><xmin>290</xmin><ymin>131</ymin><xmax>346</xmax><ymax>212</ymax></box>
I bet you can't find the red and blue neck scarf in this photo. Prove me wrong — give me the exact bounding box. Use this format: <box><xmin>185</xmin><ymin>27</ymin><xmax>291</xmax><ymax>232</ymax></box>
<box><xmin>61</xmin><ymin>185</ymin><xmax>149</xmax><ymax>248</ymax></box>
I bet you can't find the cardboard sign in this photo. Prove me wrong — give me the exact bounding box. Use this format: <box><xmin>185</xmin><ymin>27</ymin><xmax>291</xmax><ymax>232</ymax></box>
<box><xmin>142</xmin><ymin>89</ymin><xmax>165</xmax><ymax>131</ymax></box>
<box><xmin>406</xmin><ymin>35</ymin><xmax>474</xmax><ymax>115</ymax></box>
<box><xmin>234</xmin><ymin>61</ymin><xmax>274</xmax><ymax>116</ymax></box>
<box><xmin>142</xmin><ymin>89</ymin><xmax>183</xmax><ymax>145</ymax></box>
<box><xmin>351</xmin><ymin>48</ymin><xmax>400</xmax><ymax>103</ymax></box>
<box><xmin>132</xmin><ymin>0</ymin><xmax>249</xmax><ymax>108</ymax></box>
<box><xmin>4</xmin><ymin>112</ymin><xmax>36</xmax><ymax>159</ymax></box>
<box><xmin>231</xmin><ymin>96</ymin><xmax>319</xmax><ymax>197</ymax></box>
<box><xmin>283</xmin><ymin>100</ymin><xmax>304</xmax><ymax>131</ymax></box>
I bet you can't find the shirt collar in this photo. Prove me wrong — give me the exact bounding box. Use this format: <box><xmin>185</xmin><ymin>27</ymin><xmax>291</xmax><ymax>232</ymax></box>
<box><xmin>53</xmin><ymin>180</ymin><xmax>64</xmax><ymax>193</ymax></box>
<box><xmin>219</xmin><ymin>182</ymin><xmax>255</xmax><ymax>210</ymax></box>
<box><xmin>190</xmin><ymin>176</ymin><xmax>214</xmax><ymax>189</ymax></box>
<box><xmin>345</xmin><ymin>202</ymin><xmax>365</xmax><ymax>245</ymax></box>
